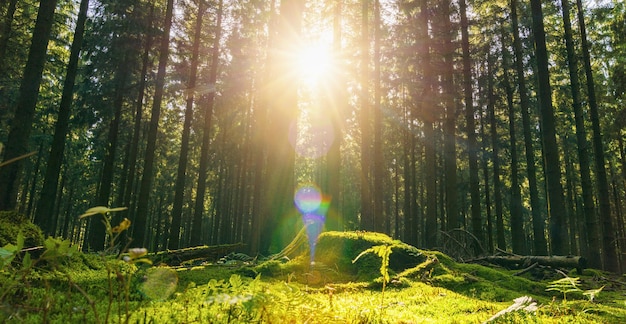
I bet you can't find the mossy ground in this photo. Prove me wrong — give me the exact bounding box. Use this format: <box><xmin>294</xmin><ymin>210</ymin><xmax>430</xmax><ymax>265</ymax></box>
<box><xmin>2</xmin><ymin>230</ymin><xmax>626</xmax><ymax>323</ymax></box>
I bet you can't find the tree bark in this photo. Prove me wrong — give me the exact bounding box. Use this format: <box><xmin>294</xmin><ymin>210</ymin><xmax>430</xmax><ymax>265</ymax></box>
<box><xmin>359</xmin><ymin>0</ymin><xmax>373</xmax><ymax>231</ymax></box>
<box><xmin>34</xmin><ymin>0</ymin><xmax>89</xmax><ymax>236</ymax></box>
<box><xmin>477</xmin><ymin>255</ymin><xmax>586</xmax><ymax>273</ymax></box>
<box><xmin>169</xmin><ymin>1</ymin><xmax>206</xmax><ymax>250</ymax></box>
<box><xmin>133</xmin><ymin>0</ymin><xmax>174</xmax><ymax>247</ymax></box>
<box><xmin>560</xmin><ymin>0</ymin><xmax>600</xmax><ymax>267</ymax></box>
<box><xmin>0</xmin><ymin>0</ymin><xmax>59</xmax><ymax>210</ymax></box>
<box><xmin>460</xmin><ymin>0</ymin><xmax>482</xmax><ymax>250</ymax></box>
<box><xmin>191</xmin><ymin>0</ymin><xmax>223</xmax><ymax>247</ymax></box>
<box><xmin>575</xmin><ymin>0</ymin><xmax>619</xmax><ymax>273</ymax></box>
<box><xmin>372</xmin><ymin>0</ymin><xmax>384</xmax><ymax>233</ymax></box>
<box><xmin>501</xmin><ymin>33</ymin><xmax>526</xmax><ymax>254</ymax></box>
<box><xmin>510</xmin><ymin>0</ymin><xmax>548</xmax><ymax>255</ymax></box>
<box><xmin>440</xmin><ymin>0</ymin><xmax>458</xmax><ymax>233</ymax></box>
<box><xmin>529</xmin><ymin>0</ymin><xmax>568</xmax><ymax>255</ymax></box>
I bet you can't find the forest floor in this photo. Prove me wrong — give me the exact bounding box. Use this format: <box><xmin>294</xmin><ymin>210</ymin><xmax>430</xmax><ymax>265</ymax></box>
<box><xmin>2</xmin><ymin>230</ymin><xmax>626</xmax><ymax>323</ymax></box>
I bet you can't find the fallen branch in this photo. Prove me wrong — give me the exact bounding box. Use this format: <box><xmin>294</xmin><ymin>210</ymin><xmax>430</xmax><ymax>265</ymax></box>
<box><xmin>152</xmin><ymin>243</ymin><xmax>244</xmax><ymax>266</ymax></box>
<box><xmin>513</xmin><ymin>262</ymin><xmax>539</xmax><ymax>276</ymax></box>
<box><xmin>472</xmin><ymin>255</ymin><xmax>586</xmax><ymax>273</ymax></box>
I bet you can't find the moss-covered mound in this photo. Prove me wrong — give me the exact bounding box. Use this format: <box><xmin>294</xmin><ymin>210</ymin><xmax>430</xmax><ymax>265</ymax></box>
<box><xmin>254</xmin><ymin>231</ymin><xmax>426</xmax><ymax>284</ymax></box>
<box><xmin>312</xmin><ymin>231</ymin><xmax>425</xmax><ymax>280</ymax></box>
<box><xmin>0</xmin><ymin>210</ymin><xmax>44</xmax><ymax>248</ymax></box>
<box><xmin>252</xmin><ymin>230</ymin><xmax>554</xmax><ymax>302</ymax></box>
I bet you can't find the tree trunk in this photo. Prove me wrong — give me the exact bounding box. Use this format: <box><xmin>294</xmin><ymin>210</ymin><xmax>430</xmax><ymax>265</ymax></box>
<box><xmin>501</xmin><ymin>34</ymin><xmax>526</xmax><ymax>254</ymax></box>
<box><xmin>0</xmin><ymin>0</ymin><xmax>58</xmax><ymax>210</ymax></box>
<box><xmin>460</xmin><ymin>0</ymin><xmax>482</xmax><ymax>250</ymax></box>
<box><xmin>372</xmin><ymin>0</ymin><xmax>384</xmax><ymax>233</ymax></box>
<box><xmin>34</xmin><ymin>0</ymin><xmax>89</xmax><ymax>235</ymax></box>
<box><xmin>359</xmin><ymin>0</ymin><xmax>373</xmax><ymax>231</ymax></box>
<box><xmin>510</xmin><ymin>0</ymin><xmax>548</xmax><ymax>255</ymax></box>
<box><xmin>0</xmin><ymin>0</ymin><xmax>17</xmax><ymax>75</ymax></box>
<box><xmin>322</xmin><ymin>0</ymin><xmax>343</xmax><ymax>232</ymax></box>
<box><xmin>440</xmin><ymin>0</ymin><xmax>458</xmax><ymax>233</ymax></box>
<box><xmin>560</xmin><ymin>0</ymin><xmax>600</xmax><ymax>268</ymax></box>
<box><xmin>258</xmin><ymin>0</ymin><xmax>303</xmax><ymax>254</ymax></box>
<box><xmin>575</xmin><ymin>0</ymin><xmax>619</xmax><ymax>273</ymax></box>
<box><xmin>122</xmin><ymin>2</ymin><xmax>154</xmax><ymax>233</ymax></box>
<box><xmin>249</xmin><ymin>0</ymin><xmax>277</xmax><ymax>255</ymax></box>
<box><xmin>529</xmin><ymin>0</ymin><xmax>568</xmax><ymax>255</ymax></box>
<box><xmin>191</xmin><ymin>0</ymin><xmax>223</xmax><ymax>247</ymax></box>
<box><xmin>169</xmin><ymin>2</ymin><xmax>205</xmax><ymax>250</ymax></box>
<box><xmin>133</xmin><ymin>0</ymin><xmax>174</xmax><ymax>248</ymax></box>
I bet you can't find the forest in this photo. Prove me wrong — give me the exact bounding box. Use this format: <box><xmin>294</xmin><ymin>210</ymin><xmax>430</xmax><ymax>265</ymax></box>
<box><xmin>2</xmin><ymin>0</ymin><xmax>626</xmax><ymax>322</ymax></box>
<box><xmin>2</xmin><ymin>0</ymin><xmax>626</xmax><ymax>266</ymax></box>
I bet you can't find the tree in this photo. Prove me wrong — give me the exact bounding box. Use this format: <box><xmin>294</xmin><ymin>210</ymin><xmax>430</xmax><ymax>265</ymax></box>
<box><xmin>0</xmin><ymin>0</ymin><xmax>58</xmax><ymax>211</ymax></box>
<box><xmin>169</xmin><ymin>0</ymin><xmax>206</xmax><ymax>249</ymax></box>
<box><xmin>257</xmin><ymin>0</ymin><xmax>304</xmax><ymax>254</ymax></box>
<box><xmin>529</xmin><ymin>0</ymin><xmax>568</xmax><ymax>255</ymax></box>
<box><xmin>576</xmin><ymin>0</ymin><xmax>618</xmax><ymax>271</ymax></box>
<box><xmin>133</xmin><ymin>0</ymin><xmax>175</xmax><ymax>247</ymax></box>
<box><xmin>501</xmin><ymin>31</ymin><xmax>526</xmax><ymax>254</ymax></box>
<box><xmin>460</xmin><ymin>0</ymin><xmax>482</xmax><ymax>249</ymax></box>
<box><xmin>372</xmin><ymin>0</ymin><xmax>385</xmax><ymax>233</ymax></box>
<box><xmin>34</xmin><ymin>0</ymin><xmax>90</xmax><ymax>236</ymax></box>
<box><xmin>560</xmin><ymin>0</ymin><xmax>600</xmax><ymax>267</ymax></box>
<box><xmin>360</xmin><ymin>0</ymin><xmax>373</xmax><ymax>231</ymax></box>
<box><xmin>510</xmin><ymin>0</ymin><xmax>548</xmax><ymax>255</ymax></box>
<box><xmin>439</xmin><ymin>0</ymin><xmax>458</xmax><ymax>233</ymax></box>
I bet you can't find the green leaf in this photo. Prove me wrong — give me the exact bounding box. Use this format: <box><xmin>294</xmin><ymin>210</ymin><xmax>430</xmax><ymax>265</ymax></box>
<box><xmin>352</xmin><ymin>247</ymin><xmax>376</xmax><ymax>264</ymax></box>
<box><xmin>22</xmin><ymin>252</ymin><xmax>32</xmax><ymax>268</ymax></box>
<box><xmin>79</xmin><ymin>206</ymin><xmax>128</xmax><ymax>219</ymax></box>
<box><xmin>16</xmin><ymin>232</ymin><xmax>24</xmax><ymax>251</ymax></box>
<box><xmin>229</xmin><ymin>274</ymin><xmax>243</xmax><ymax>289</ymax></box>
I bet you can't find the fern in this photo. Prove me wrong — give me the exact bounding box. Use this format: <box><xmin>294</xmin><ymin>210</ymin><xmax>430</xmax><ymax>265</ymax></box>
<box><xmin>352</xmin><ymin>244</ymin><xmax>393</xmax><ymax>318</ymax></box>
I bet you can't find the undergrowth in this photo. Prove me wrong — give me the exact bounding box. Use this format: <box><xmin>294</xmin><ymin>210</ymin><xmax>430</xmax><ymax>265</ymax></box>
<box><xmin>2</xmin><ymin>225</ymin><xmax>626</xmax><ymax>323</ymax></box>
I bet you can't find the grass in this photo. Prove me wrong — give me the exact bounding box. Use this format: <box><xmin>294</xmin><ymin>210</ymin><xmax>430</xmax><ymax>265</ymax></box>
<box><xmin>2</xmin><ymin>230</ymin><xmax>626</xmax><ymax>323</ymax></box>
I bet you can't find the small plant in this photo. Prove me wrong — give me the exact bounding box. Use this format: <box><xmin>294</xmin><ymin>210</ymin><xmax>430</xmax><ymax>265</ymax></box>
<box><xmin>582</xmin><ymin>285</ymin><xmax>604</xmax><ymax>302</ymax></box>
<box><xmin>79</xmin><ymin>206</ymin><xmax>153</xmax><ymax>323</ymax></box>
<box><xmin>546</xmin><ymin>276</ymin><xmax>582</xmax><ymax>301</ymax></box>
<box><xmin>352</xmin><ymin>244</ymin><xmax>393</xmax><ymax>316</ymax></box>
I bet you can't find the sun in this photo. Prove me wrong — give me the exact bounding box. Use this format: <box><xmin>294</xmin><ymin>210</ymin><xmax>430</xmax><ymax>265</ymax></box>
<box><xmin>294</xmin><ymin>42</ymin><xmax>334</xmax><ymax>86</ymax></box>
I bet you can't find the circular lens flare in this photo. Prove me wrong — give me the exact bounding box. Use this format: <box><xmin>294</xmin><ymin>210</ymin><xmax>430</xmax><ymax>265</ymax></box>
<box><xmin>294</xmin><ymin>185</ymin><xmax>322</xmax><ymax>214</ymax></box>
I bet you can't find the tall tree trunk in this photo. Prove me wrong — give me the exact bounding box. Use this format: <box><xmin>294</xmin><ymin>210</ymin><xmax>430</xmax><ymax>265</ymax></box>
<box><xmin>169</xmin><ymin>2</ymin><xmax>205</xmax><ymax>249</ymax></box>
<box><xmin>0</xmin><ymin>0</ymin><xmax>58</xmax><ymax>210</ymax></box>
<box><xmin>529</xmin><ymin>0</ymin><xmax>568</xmax><ymax>255</ymax></box>
<box><xmin>0</xmin><ymin>0</ymin><xmax>17</xmax><ymax>75</ymax></box>
<box><xmin>359</xmin><ymin>0</ymin><xmax>373</xmax><ymax>231</ymax></box>
<box><xmin>460</xmin><ymin>0</ymin><xmax>482</xmax><ymax>249</ymax></box>
<box><xmin>560</xmin><ymin>0</ymin><xmax>600</xmax><ymax>267</ymax></box>
<box><xmin>480</xmin><ymin>66</ymin><xmax>493</xmax><ymax>253</ymax></box>
<box><xmin>133</xmin><ymin>0</ymin><xmax>174</xmax><ymax>247</ymax></box>
<box><xmin>418</xmin><ymin>0</ymin><xmax>437</xmax><ymax>248</ymax></box>
<box><xmin>122</xmin><ymin>2</ymin><xmax>154</xmax><ymax>231</ymax></box>
<box><xmin>34</xmin><ymin>0</ymin><xmax>89</xmax><ymax>235</ymax></box>
<box><xmin>250</xmin><ymin>0</ymin><xmax>277</xmax><ymax>255</ymax></box>
<box><xmin>502</xmin><ymin>39</ymin><xmax>526</xmax><ymax>255</ymax></box>
<box><xmin>89</xmin><ymin>54</ymin><xmax>129</xmax><ymax>250</ymax></box>
<box><xmin>191</xmin><ymin>0</ymin><xmax>223</xmax><ymax>247</ymax></box>
<box><xmin>440</xmin><ymin>0</ymin><xmax>458</xmax><ymax>233</ymax></box>
<box><xmin>259</xmin><ymin>0</ymin><xmax>303</xmax><ymax>253</ymax></box>
<box><xmin>372</xmin><ymin>0</ymin><xmax>384</xmax><ymax>233</ymax></box>
<box><xmin>322</xmin><ymin>0</ymin><xmax>343</xmax><ymax>232</ymax></box>
<box><xmin>510</xmin><ymin>0</ymin><xmax>548</xmax><ymax>255</ymax></box>
<box><xmin>575</xmin><ymin>0</ymin><xmax>618</xmax><ymax>272</ymax></box>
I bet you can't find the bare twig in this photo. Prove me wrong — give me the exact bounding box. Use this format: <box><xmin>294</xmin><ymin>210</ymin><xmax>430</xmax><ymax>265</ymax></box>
<box><xmin>0</xmin><ymin>151</ymin><xmax>37</xmax><ymax>168</ymax></box>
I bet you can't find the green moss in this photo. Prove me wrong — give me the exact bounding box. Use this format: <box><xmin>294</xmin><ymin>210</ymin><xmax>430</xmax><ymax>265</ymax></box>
<box><xmin>0</xmin><ymin>211</ymin><xmax>44</xmax><ymax>248</ymax></box>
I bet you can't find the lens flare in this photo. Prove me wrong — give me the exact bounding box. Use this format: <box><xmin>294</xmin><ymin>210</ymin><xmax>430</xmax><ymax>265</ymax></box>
<box><xmin>294</xmin><ymin>184</ymin><xmax>331</xmax><ymax>264</ymax></box>
<box><xmin>294</xmin><ymin>185</ymin><xmax>322</xmax><ymax>214</ymax></box>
